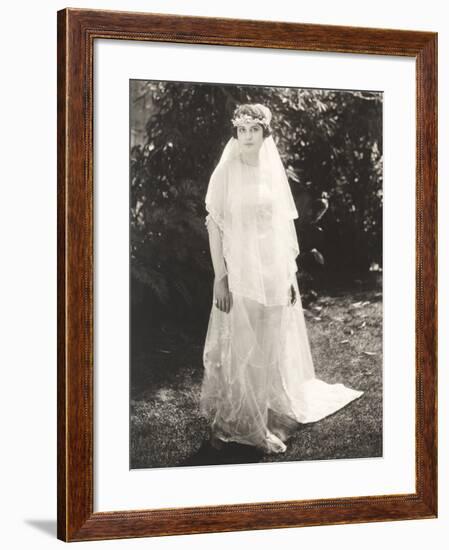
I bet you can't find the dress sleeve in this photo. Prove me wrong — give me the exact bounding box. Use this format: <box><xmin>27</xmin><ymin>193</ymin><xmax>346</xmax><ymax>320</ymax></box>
<box><xmin>288</xmin><ymin>257</ymin><xmax>298</xmax><ymax>286</ymax></box>
<box><xmin>204</xmin><ymin>163</ymin><xmax>228</xmax><ymax>282</ymax></box>
<box><xmin>205</xmin><ymin>216</ymin><xmax>228</xmax><ymax>282</ymax></box>
<box><xmin>204</xmin><ymin>163</ymin><xmax>226</xmax><ymax>231</ymax></box>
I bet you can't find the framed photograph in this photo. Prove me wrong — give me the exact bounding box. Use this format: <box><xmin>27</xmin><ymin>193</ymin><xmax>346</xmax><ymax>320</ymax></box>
<box><xmin>57</xmin><ymin>8</ymin><xmax>437</xmax><ymax>542</ymax></box>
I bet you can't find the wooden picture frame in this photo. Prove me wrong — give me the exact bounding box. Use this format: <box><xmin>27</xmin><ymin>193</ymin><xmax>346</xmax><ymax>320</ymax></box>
<box><xmin>57</xmin><ymin>7</ymin><xmax>437</xmax><ymax>542</ymax></box>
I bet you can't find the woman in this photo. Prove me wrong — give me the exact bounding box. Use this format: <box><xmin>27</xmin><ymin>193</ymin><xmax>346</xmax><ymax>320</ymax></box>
<box><xmin>200</xmin><ymin>103</ymin><xmax>363</xmax><ymax>454</ymax></box>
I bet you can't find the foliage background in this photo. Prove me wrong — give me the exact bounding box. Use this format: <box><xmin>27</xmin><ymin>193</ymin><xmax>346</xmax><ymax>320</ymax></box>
<box><xmin>130</xmin><ymin>80</ymin><xmax>383</xmax><ymax>351</ymax></box>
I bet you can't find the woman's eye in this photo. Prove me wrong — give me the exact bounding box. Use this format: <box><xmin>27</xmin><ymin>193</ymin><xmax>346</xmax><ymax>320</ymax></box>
<box><xmin>238</xmin><ymin>126</ymin><xmax>260</xmax><ymax>135</ymax></box>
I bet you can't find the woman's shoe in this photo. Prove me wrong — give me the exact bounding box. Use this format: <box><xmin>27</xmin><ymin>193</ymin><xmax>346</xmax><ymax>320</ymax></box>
<box><xmin>261</xmin><ymin>431</ymin><xmax>287</xmax><ymax>454</ymax></box>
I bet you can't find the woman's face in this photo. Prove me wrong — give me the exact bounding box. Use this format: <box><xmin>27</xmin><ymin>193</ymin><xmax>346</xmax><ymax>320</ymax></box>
<box><xmin>236</xmin><ymin>122</ymin><xmax>264</xmax><ymax>153</ymax></box>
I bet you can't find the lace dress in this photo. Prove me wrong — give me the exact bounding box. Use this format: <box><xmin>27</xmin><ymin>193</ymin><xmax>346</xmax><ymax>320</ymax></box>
<box><xmin>200</xmin><ymin>160</ymin><xmax>363</xmax><ymax>453</ymax></box>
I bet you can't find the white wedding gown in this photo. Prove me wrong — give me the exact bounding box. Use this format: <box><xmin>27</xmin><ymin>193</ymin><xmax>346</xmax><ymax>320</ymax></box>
<box><xmin>200</xmin><ymin>159</ymin><xmax>363</xmax><ymax>454</ymax></box>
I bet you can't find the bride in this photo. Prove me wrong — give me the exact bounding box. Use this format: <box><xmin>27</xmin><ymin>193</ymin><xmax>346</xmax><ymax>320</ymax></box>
<box><xmin>200</xmin><ymin>103</ymin><xmax>363</xmax><ymax>454</ymax></box>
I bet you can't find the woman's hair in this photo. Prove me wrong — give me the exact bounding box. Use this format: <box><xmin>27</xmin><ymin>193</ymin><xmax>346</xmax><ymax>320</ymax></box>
<box><xmin>231</xmin><ymin>103</ymin><xmax>272</xmax><ymax>139</ymax></box>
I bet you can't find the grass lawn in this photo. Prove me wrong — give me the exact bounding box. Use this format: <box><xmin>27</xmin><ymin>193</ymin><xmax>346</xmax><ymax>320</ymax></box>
<box><xmin>130</xmin><ymin>287</ymin><xmax>382</xmax><ymax>469</ymax></box>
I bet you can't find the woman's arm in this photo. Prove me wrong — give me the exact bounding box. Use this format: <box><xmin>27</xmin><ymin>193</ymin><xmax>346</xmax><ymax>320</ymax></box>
<box><xmin>288</xmin><ymin>259</ymin><xmax>298</xmax><ymax>306</ymax></box>
<box><xmin>205</xmin><ymin>215</ymin><xmax>227</xmax><ymax>282</ymax></box>
<box><xmin>289</xmin><ymin>283</ymin><xmax>297</xmax><ymax>306</ymax></box>
<box><xmin>205</xmin><ymin>215</ymin><xmax>232</xmax><ymax>313</ymax></box>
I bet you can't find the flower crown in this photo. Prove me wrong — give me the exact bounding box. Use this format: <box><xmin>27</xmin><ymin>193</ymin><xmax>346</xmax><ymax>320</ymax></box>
<box><xmin>231</xmin><ymin>106</ymin><xmax>272</xmax><ymax>130</ymax></box>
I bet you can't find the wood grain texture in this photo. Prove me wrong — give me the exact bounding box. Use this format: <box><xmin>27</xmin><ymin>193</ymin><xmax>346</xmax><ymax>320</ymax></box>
<box><xmin>57</xmin><ymin>7</ymin><xmax>437</xmax><ymax>542</ymax></box>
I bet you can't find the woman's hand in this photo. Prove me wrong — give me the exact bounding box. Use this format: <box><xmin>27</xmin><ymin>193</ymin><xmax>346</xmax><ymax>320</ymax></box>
<box><xmin>289</xmin><ymin>284</ymin><xmax>297</xmax><ymax>306</ymax></box>
<box><xmin>214</xmin><ymin>275</ymin><xmax>233</xmax><ymax>313</ymax></box>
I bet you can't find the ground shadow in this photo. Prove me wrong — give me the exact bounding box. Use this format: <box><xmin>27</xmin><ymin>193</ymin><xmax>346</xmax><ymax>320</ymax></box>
<box><xmin>181</xmin><ymin>438</ymin><xmax>264</xmax><ymax>467</ymax></box>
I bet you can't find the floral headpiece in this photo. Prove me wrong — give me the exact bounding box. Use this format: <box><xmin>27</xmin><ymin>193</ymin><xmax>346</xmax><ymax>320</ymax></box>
<box><xmin>231</xmin><ymin>105</ymin><xmax>272</xmax><ymax>130</ymax></box>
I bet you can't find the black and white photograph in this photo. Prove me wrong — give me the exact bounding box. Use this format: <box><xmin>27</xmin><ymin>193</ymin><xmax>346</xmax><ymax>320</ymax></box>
<box><xmin>130</xmin><ymin>80</ymin><xmax>383</xmax><ymax>469</ymax></box>
<box><xmin>1</xmin><ymin>0</ymin><xmax>443</xmax><ymax>546</ymax></box>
